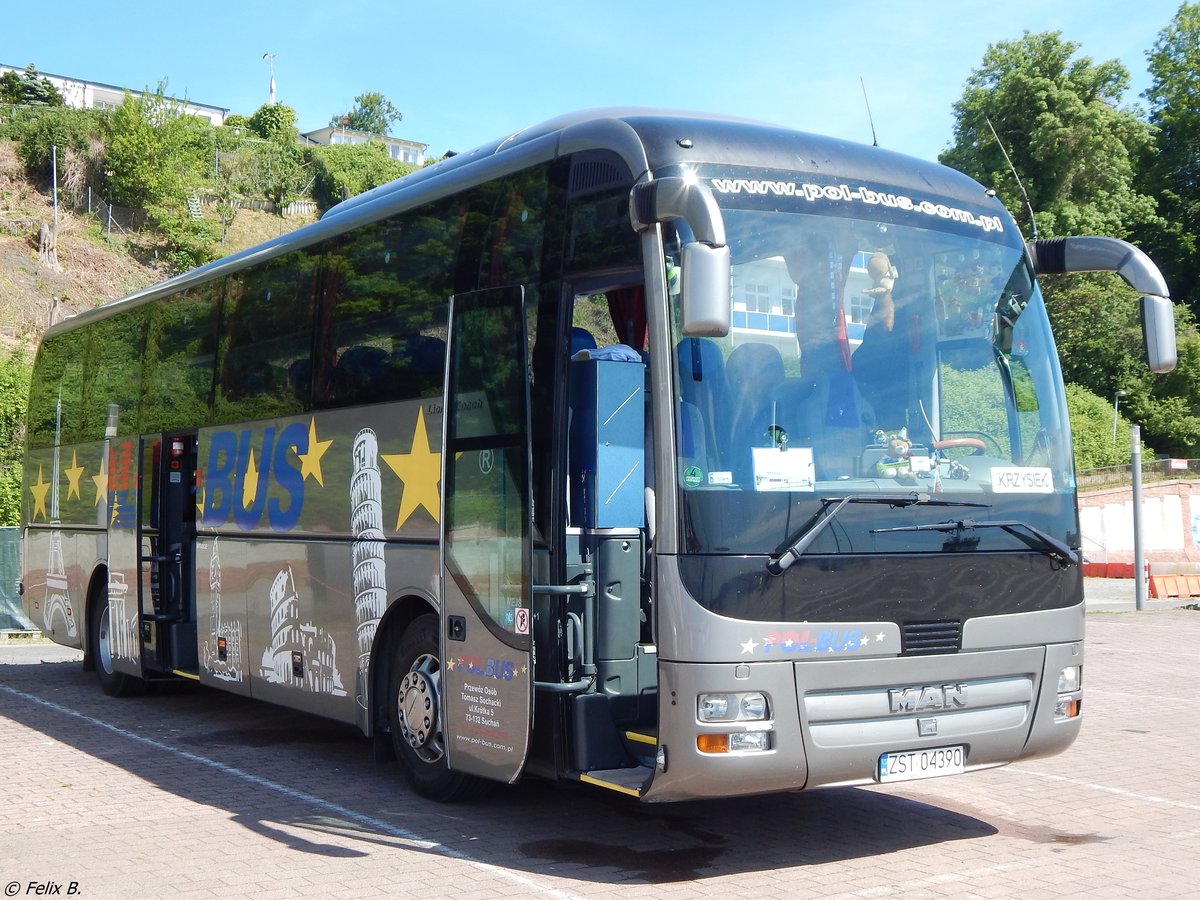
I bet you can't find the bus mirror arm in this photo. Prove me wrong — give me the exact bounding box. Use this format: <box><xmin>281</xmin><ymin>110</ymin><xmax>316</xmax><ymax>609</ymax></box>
<box><xmin>630</xmin><ymin>177</ymin><xmax>732</xmax><ymax>337</ymax></box>
<box><xmin>1027</xmin><ymin>237</ymin><xmax>1176</xmax><ymax>374</ymax></box>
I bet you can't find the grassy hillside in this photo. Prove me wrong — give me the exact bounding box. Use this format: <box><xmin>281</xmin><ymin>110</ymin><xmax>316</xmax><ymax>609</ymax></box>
<box><xmin>0</xmin><ymin>139</ymin><xmax>315</xmax><ymax>350</ymax></box>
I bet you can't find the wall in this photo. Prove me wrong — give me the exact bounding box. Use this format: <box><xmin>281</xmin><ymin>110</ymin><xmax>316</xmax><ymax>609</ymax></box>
<box><xmin>1078</xmin><ymin>479</ymin><xmax>1200</xmax><ymax>567</ymax></box>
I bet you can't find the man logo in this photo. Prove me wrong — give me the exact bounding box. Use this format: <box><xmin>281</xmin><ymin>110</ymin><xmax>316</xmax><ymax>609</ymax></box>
<box><xmin>888</xmin><ymin>683</ymin><xmax>968</xmax><ymax>714</ymax></box>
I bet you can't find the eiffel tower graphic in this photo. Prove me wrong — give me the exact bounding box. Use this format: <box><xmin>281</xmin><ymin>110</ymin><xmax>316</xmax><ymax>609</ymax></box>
<box><xmin>42</xmin><ymin>527</ymin><xmax>78</xmax><ymax>639</ymax></box>
<box><xmin>42</xmin><ymin>426</ymin><xmax>77</xmax><ymax>640</ymax></box>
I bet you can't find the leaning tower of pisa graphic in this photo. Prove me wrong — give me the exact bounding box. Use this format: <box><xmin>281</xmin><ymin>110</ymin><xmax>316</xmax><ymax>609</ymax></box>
<box><xmin>351</xmin><ymin>429</ymin><xmax>388</xmax><ymax>688</ymax></box>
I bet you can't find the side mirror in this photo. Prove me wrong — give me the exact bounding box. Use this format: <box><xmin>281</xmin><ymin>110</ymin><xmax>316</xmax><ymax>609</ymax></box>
<box><xmin>680</xmin><ymin>241</ymin><xmax>731</xmax><ymax>336</ymax></box>
<box><xmin>631</xmin><ymin>176</ymin><xmax>731</xmax><ymax>337</ymax></box>
<box><xmin>1027</xmin><ymin>237</ymin><xmax>1175</xmax><ymax>374</ymax></box>
<box><xmin>1141</xmin><ymin>294</ymin><xmax>1177</xmax><ymax>374</ymax></box>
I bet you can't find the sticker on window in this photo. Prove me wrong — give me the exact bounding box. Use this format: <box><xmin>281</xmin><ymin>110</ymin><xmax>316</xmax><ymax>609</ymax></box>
<box><xmin>990</xmin><ymin>466</ymin><xmax>1053</xmax><ymax>493</ymax></box>
<box><xmin>752</xmin><ymin>447</ymin><xmax>815</xmax><ymax>492</ymax></box>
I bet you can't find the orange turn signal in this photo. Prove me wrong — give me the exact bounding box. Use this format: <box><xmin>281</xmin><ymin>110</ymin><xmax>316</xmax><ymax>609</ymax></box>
<box><xmin>696</xmin><ymin>733</ymin><xmax>729</xmax><ymax>754</ymax></box>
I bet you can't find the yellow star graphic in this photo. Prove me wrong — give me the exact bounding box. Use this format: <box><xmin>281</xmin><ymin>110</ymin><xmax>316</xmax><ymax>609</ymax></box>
<box><xmin>30</xmin><ymin>465</ymin><xmax>51</xmax><ymax>521</ymax></box>
<box><xmin>446</xmin><ymin>657</ymin><xmax>456</xmax><ymax>672</ymax></box>
<box><xmin>381</xmin><ymin>407</ymin><xmax>442</xmax><ymax>528</ymax></box>
<box><xmin>92</xmin><ymin>451</ymin><xmax>108</xmax><ymax>508</ymax></box>
<box><xmin>296</xmin><ymin>417</ymin><xmax>333</xmax><ymax>487</ymax></box>
<box><xmin>242</xmin><ymin>447</ymin><xmax>259</xmax><ymax>509</ymax></box>
<box><xmin>64</xmin><ymin>451</ymin><xmax>85</xmax><ymax>501</ymax></box>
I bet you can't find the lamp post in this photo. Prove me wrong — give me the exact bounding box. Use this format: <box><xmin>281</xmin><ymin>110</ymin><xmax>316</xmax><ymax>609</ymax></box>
<box><xmin>1112</xmin><ymin>390</ymin><xmax>1127</xmax><ymax>443</ymax></box>
<box><xmin>262</xmin><ymin>52</ymin><xmax>277</xmax><ymax>105</ymax></box>
<box><xmin>104</xmin><ymin>169</ymin><xmax>113</xmax><ymax>240</ymax></box>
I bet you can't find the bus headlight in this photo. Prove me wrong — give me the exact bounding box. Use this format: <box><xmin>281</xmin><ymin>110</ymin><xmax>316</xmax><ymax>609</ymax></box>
<box><xmin>697</xmin><ymin>692</ymin><xmax>769</xmax><ymax>722</ymax></box>
<box><xmin>696</xmin><ymin>730</ymin><xmax>773</xmax><ymax>754</ymax></box>
<box><xmin>1055</xmin><ymin>665</ymin><xmax>1082</xmax><ymax>720</ymax></box>
<box><xmin>1057</xmin><ymin>666</ymin><xmax>1081</xmax><ymax>693</ymax></box>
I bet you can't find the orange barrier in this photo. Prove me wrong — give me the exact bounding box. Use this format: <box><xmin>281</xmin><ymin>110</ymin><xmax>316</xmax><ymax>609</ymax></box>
<box><xmin>1147</xmin><ymin>574</ymin><xmax>1200</xmax><ymax>598</ymax></box>
<box><xmin>1149</xmin><ymin>575</ymin><xmax>1180</xmax><ymax>598</ymax></box>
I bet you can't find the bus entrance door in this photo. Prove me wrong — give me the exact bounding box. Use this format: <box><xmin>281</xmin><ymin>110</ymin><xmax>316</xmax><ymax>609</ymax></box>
<box><xmin>440</xmin><ymin>286</ymin><xmax>534</xmax><ymax>784</ymax></box>
<box><xmin>137</xmin><ymin>432</ymin><xmax>199</xmax><ymax>675</ymax></box>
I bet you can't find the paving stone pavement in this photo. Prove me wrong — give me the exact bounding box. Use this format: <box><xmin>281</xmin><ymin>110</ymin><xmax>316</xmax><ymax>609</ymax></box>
<box><xmin>1</xmin><ymin>608</ymin><xmax>1198</xmax><ymax>899</ymax></box>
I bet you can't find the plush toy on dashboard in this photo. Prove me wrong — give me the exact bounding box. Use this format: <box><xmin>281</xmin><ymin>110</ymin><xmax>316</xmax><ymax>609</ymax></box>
<box><xmin>864</xmin><ymin>251</ymin><xmax>898</xmax><ymax>331</ymax></box>
<box><xmin>875</xmin><ymin>427</ymin><xmax>914</xmax><ymax>478</ymax></box>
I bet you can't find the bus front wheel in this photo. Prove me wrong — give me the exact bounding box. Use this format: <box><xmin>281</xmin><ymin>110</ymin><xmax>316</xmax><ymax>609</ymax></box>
<box><xmin>91</xmin><ymin>586</ymin><xmax>146</xmax><ymax>698</ymax></box>
<box><xmin>388</xmin><ymin>614</ymin><xmax>490</xmax><ymax>801</ymax></box>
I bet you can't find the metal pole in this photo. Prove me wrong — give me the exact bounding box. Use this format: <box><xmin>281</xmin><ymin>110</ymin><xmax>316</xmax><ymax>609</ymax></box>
<box><xmin>1132</xmin><ymin>424</ymin><xmax>1146</xmax><ymax>611</ymax></box>
<box><xmin>51</xmin><ymin>143</ymin><xmax>58</xmax><ymax>230</ymax></box>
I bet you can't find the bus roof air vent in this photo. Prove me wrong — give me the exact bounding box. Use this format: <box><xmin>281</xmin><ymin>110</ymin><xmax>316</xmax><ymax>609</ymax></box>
<box><xmin>568</xmin><ymin>151</ymin><xmax>632</xmax><ymax>200</ymax></box>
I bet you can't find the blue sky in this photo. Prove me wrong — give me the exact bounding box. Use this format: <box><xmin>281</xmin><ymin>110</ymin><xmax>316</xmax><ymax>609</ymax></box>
<box><xmin>0</xmin><ymin>1</ymin><xmax>1187</xmax><ymax>161</ymax></box>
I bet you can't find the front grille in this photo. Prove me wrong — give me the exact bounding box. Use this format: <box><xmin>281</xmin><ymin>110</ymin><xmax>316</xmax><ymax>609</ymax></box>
<box><xmin>901</xmin><ymin>620</ymin><xmax>961</xmax><ymax>655</ymax></box>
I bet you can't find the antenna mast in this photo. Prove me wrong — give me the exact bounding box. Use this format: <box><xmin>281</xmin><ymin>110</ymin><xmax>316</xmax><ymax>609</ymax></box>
<box><xmin>860</xmin><ymin>77</ymin><xmax>878</xmax><ymax>147</ymax></box>
<box><xmin>985</xmin><ymin>116</ymin><xmax>1037</xmax><ymax>240</ymax></box>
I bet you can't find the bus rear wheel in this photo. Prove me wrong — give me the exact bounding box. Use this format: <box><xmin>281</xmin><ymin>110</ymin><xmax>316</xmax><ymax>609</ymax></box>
<box><xmin>388</xmin><ymin>614</ymin><xmax>490</xmax><ymax>801</ymax></box>
<box><xmin>91</xmin><ymin>585</ymin><xmax>146</xmax><ymax>698</ymax></box>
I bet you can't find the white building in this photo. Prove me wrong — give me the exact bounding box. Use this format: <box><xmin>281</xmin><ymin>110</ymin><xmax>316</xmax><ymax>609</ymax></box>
<box><xmin>301</xmin><ymin>125</ymin><xmax>427</xmax><ymax>167</ymax></box>
<box><xmin>0</xmin><ymin>63</ymin><xmax>228</xmax><ymax>125</ymax></box>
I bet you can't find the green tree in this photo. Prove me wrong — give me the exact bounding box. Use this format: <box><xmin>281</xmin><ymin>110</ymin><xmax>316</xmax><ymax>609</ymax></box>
<box><xmin>0</xmin><ymin>64</ymin><xmax>64</xmax><ymax>107</ymax></box>
<box><xmin>1140</xmin><ymin>2</ymin><xmax>1200</xmax><ymax>312</ymax></box>
<box><xmin>940</xmin><ymin>31</ymin><xmax>1156</xmax><ymax>240</ymax></box>
<box><xmin>330</xmin><ymin>91</ymin><xmax>402</xmax><ymax>135</ymax></box>
<box><xmin>0</xmin><ymin>349</ymin><xmax>31</xmax><ymax>525</ymax></box>
<box><xmin>310</xmin><ymin>142</ymin><xmax>412</xmax><ymax>210</ymax></box>
<box><xmin>103</xmin><ymin>84</ymin><xmax>219</xmax><ymax>270</ymax></box>
<box><xmin>940</xmin><ymin>31</ymin><xmax>1200</xmax><ymax>453</ymax></box>
<box><xmin>1065</xmin><ymin>382</ymin><xmax>1150</xmax><ymax>470</ymax></box>
<box><xmin>6</xmin><ymin>105</ymin><xmax>106</xmax><ymax>183</ymax></box>
<box><xmin>1044</xmin><ymin>272</ymin><xmax>1200</xmax><ymax>456</ymax></box>
<box><xmin>243</xmin><ymin>103</ymin><xmax>308</xmax><ymax>213</ymax></box>
<box><xmin>104</xmin><ymin>84</ymin><xmax>210</xmax><ymax>207</ymax></box>
<box><xmin>248</xmin><ymin>102</ymin><xmax>298</xmax><ymax>142</ymax></box>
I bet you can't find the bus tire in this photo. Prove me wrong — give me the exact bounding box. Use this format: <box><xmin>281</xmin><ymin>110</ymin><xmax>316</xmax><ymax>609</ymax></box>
<box><xmin>388</xmin><ymin>614</ymin><xmax>491</xmax><ymax>801</ymax></box>
<box><xmin>91</xmin><ymin>585</ymin><xmax>146</xmax><ymax>698</ymax></box>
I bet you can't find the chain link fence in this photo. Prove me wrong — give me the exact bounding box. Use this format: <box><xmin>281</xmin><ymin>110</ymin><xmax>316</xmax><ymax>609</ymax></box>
<box><xmin>0</xmin><ymin>527</ymin><xmax>33</xmax><ymax>631</ymax></box>
<box><xmin>1077</xmin><ymin>458</ymin><xmax>1200</xmax><ymax>491</ymax></box>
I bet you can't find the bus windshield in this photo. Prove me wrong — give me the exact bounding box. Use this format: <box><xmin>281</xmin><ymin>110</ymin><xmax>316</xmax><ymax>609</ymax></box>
<box><xmin>669</xmin><ymin>174</ymin><xmax>1076</xmax><ymax>559</ymax></box>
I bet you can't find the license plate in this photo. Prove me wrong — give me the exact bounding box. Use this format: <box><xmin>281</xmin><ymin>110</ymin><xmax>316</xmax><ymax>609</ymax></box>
<box><xmin>878</xmin><ymin>745</ymin><xmax>965</xmax><ymax>783</ymax></box>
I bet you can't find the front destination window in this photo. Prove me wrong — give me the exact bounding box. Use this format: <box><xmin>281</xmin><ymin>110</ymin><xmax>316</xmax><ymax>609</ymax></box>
<box><xmin>669</xmin><ymin>168</ymin><xmax>1077</xmax><ymax>621</ymax></box>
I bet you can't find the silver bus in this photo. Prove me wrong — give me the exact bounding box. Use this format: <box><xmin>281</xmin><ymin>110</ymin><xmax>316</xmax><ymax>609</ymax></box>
<box><xmin>20</xmin><ymin>110</ymin><xmax>1175</xmax><ymax>801</ymax></box>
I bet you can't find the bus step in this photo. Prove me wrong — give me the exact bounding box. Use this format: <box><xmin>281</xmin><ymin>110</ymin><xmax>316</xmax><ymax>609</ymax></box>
<box><xmin>579</xmin><ymin>765</ymin><xmax>652</xmax><ymax>798</ymax></box>
<box><xmin>624</xmin><ymin>727</ymin><xmax>657</xmax><ymax>747</ymax></box>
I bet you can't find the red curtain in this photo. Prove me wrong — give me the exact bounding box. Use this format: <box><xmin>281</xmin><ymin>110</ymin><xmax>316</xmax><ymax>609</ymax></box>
<box><xmin>607</xmin><ymin>285</ymin><xmax>646</xmax><ymax>350</ymax></box>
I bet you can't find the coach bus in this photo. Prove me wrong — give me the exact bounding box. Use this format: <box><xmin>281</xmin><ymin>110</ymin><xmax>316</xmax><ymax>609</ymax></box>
<box><xmin>20</xmin><ymin>109</ymin><xmax>1175</xmax><ymax>801</ymax></box>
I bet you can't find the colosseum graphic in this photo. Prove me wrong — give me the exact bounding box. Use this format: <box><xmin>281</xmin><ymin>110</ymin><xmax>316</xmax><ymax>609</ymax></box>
<box><xmin>259</xmin><ymin>565</ymin><xmax>346</xmax><ymax>696</ymax></box>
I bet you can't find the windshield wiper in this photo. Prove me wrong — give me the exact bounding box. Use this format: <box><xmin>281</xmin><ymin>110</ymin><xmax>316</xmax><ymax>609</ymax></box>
<box><xmin>871</xmin><ymin>518</ymin><xmax>1079</xmax><ymax>566</ymax></box>
<box><xmin>767</xmin><ymin>492</ymin><xmax>990</xmax><ymax>575</ymax></box>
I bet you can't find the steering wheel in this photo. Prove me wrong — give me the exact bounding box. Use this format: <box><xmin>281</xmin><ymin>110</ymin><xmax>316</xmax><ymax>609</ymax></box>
<box><xmin>932</xmin><ymin>436</ymin><xmax>988</xmax><ymax>455</ymax></box>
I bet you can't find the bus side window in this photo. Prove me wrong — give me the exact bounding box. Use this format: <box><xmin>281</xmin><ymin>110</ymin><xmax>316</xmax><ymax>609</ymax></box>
<box><xmin>82</xmin><ymin>311</ymin><xmax>148</xmax><ymax>440</ymax></box>
<box><xmin>315</xmin><ymin>208</ymin><xmax>455</xmax><ymax>409</ymax></box>
<box><xmin>142</xmin><ymin>283</ymin><xmax>220</xmax><ymax>432</ymax></box>
<box><xmin>26</xmin><ymin>332</ymin><xmax>83</xmax><ymax>449</ymax></box>
<box><xmin>216</xmin><ymin>250</ymin><xmax>318</xmax><ymax>424</ymax></box>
